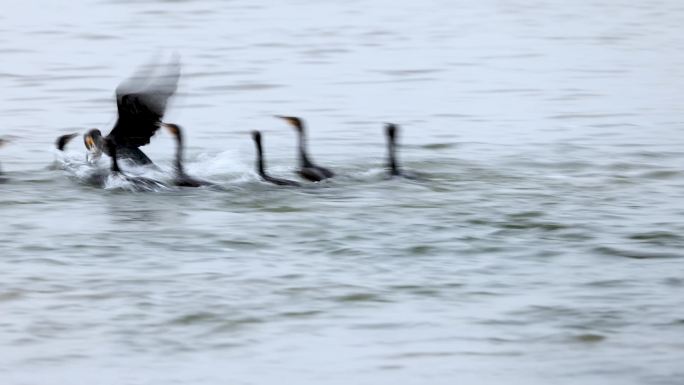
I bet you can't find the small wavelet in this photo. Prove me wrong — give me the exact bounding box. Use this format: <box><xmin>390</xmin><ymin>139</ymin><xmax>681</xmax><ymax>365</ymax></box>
<box><xmin>374</xmin><ymin>68</ymin><xmax>444</xmax><ymax>77</ymax></box>
<box><xmin>421</xmin><ymin>143</ymin><xmax>459</xmax><ymax>150</ymax></box>
<box><xmin>169</xmin><ymin>312</ymin><xmax>222</xmax><ymax>326</ymax></box>
<box><xmin>76</xmin><ymin>33</ymin><xmax>119</xmax><ymax>41</ymax></box>
<box><xmin>406</xmin><ymin>245</ymin><xmax>437</xmax><ymax>255</ymax></box>
<box><xmin>595</xmin><ymin>246</ymin><xmax>682</xmax><ymax>260</ymax></box>
<box><xmin>548</xmin><ymin>112</ymin><xmax>640</xmax><ymax>120</ymax></box>
<box><xmin>334</xmin><ymin>293</ymin><xmax>388</xmax><ymax>303</ymax></box>
<box><xmin>498</xmin><ymin>220</ymin><xmax>569</xmax><ymax>232</ymax></box>
<box><xmin>278</xmin><ymin>310</ymin><xmax>323</xmax><ymax>319</ymax></box>
<box><xmin>638</xmin><ymin>170</ymin><xmax>682</xmax><ymax>180</ymax></box>
<box><xmin>628</xmin><ymin>231</ymin><xmax>682</xmax><ymax>243</ymax></box>
<box><xmin>572</xmin><ymin>333</ymin><xmax>607</xmax><ymax>343</ymax></box>
<box><xmin>202</xmin><ymin>83</ymin><xmax>284</xmax><ymax>92</ymax></box>
<box><xmin>0</xmin><ymin>291</ymin><xmax>24</xmax><ymax>302</ymax></box>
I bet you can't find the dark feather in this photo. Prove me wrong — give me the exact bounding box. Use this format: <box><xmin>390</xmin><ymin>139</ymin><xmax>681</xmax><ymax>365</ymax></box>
<box><xmin>107</xmin><ymin>56</ymin><xmax>181</xmax><ymax>148</ymax></box>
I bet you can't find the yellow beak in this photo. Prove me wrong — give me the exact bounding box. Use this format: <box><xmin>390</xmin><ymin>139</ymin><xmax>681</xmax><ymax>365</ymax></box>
<box><xmin>85</xmin><ymin>135</ymin><xmax>95</xmax><ymax>151</ymax></box>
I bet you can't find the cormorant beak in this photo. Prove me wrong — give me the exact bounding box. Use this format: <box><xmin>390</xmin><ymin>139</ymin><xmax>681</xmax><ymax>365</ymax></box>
<box><xmin>85</xmin><ymin>134</ymin><xmax>97</xmax><ymax>151</ymax></box>
<box><xmin>84</xmin><ymin>131</ymin><xmax>103</xmax><ymax>163</ymax></box>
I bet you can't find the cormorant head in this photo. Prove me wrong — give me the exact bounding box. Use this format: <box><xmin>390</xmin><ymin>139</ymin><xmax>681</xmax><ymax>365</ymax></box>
<box><xmin>56</xmin><ymin>133</ymin><xmax>78</xmax><ymax>151</ymax></box>
<box><xmin>386</xmin><ymin>123</ymin><xmax>398</xmax><ymax>140</ymax></box>
<box><xmin>251</xmin><ymin>130</ymin><xmax>262</xmax><ymax>142</ymax></box>
<box><xmin>84</xmin><ymin>129</ymin><xmax>104</xmax><ymax>163</ymax></box>
<box><xmin>276</xmin><ymin>116</ymin><xmax>304</xmax><ymax>132</ymax></box>
<box><xmin>0</xmin><ymin>137</ymin><xmax>8</xmax><ymax>148</ymax></box>
<box><xmin>84</xmin><ymin>129</ymin><xmax>103</xmax><ymax>151</ymax></box>
<box><xmin>163</xmin><ymin>123</ymin><xmax>183</xmax><ymax>141</ymax></box>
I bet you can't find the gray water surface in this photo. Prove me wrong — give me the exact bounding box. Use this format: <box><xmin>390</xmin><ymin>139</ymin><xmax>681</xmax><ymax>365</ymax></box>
<box><xmin>1</xmin><ymin>1</ymin><xmax>684</xmax><ymax>384</ymax></box>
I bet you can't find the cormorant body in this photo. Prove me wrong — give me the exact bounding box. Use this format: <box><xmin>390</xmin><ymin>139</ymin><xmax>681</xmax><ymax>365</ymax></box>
<box><xmin>276</xmin><ymin>116</ymin><xmax>334</xmax><ymax>182</ymax></box>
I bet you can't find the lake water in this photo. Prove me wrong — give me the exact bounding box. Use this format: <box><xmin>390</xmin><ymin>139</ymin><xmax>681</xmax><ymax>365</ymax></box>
<box><xmin>1</xmin><ymin>0</ymin><xmax>684</xmax><ymax>384</ymax></box>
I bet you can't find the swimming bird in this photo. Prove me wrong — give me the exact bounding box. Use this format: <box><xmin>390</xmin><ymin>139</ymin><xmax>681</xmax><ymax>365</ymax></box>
<box><xmin>163</xmin><ymin>123</ymin><xmax>215</xmax><ymax>187</ymax></box>
<box><xmin>276</xmin><ymin>116</ymin><xmax>334</xmax><ymax>182</ymax></box>
<box><xmin>251</xmin><ymin>130</ymin><xmax>301</xmax><ymax>187</ymax></box>
<box><xmin>104</xmin><ymin>138</ymin><xmax>168</xmax><ymax>191</ymax></box>
<box><xmin>85</xmin><ymin>56</ymin><xmax>181</xmax><ymax>166</ymax></box>
<box><xmin>385</xmin><ymin>123</ymin><xmax>421</xmax><ymax>180</ymax></box>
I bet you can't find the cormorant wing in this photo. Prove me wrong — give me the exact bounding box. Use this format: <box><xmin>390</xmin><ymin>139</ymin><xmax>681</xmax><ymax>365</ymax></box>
<box><xmin>107</xmin><ymin>56</ymin><xmax>181</xmax><ymax>148</ymax></box>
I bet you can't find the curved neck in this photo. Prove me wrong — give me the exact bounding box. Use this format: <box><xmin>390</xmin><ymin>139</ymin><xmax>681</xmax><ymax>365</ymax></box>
<box><xmin>297</xmin><ymin>129</ymin><xmax>313</xmax><ymax>167</ymax></box>
<box><xmin>387</xmin><ymin>136</ymin><xmax>400</xmax><ymax>175</ymax></box>
<box><xmin>174</xmin><ymin>134</ymin><xmax>185</xmax><ymax>176</ymax></box>
<box><xmin>254</xmin><ymin>137</ymin><xmax>266</xmax><ymax>177</ymax></box>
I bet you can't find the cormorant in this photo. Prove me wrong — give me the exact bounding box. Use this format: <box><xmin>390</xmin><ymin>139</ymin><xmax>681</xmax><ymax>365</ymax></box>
<box><xmin>251</xmin><ymin>130</ymin><xmax>300</xmax><ymax>187</ymax></box>
<box><xmin>385</xmin><ymin>123</ymin><xmax>421</xmax><ymax>180</ymax></box>
<box><xmin>163</xmin><ymin>123</ymin><xmax>214</xmax><ymax>187</ymax></box>
<box><xmin>276</xmin><ymin>116</ymin><xmax>334</xmax><ymax>182</ymax></box>
<box><xmin>86</xmin><ymin>56</ymin><xmax>180</xmax><ymax>166</ymax></box>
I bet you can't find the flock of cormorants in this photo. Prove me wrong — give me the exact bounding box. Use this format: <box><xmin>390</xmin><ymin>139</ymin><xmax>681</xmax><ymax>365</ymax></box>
<box><xmin>0</xmin><ymin>58</ymin><xmax>418</xmax><ymax>190</ymax></box>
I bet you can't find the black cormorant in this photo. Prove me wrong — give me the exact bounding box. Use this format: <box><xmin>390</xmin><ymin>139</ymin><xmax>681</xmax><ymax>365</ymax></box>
<box><xmin>276</xmin><ymin>116</ymin><xmax>334</xmax><ymax>182</ymax></box>
<box><xmin>385</xmin><ymin>123</ymin><xmax>421</xmax><ymax>180</ymax></box>
<box><xmin>252</xmin><ymin>130</ymin><xmax>300</xmax><ymax>187</ymax></box>
<box><xmin>163</xmin><ymin>123</ymin><xmax>214</xmax><ymax>188</ymax></box>
<box><xmin>86</xmin><ymin>57</ymin><xmax>180</xmax><ymax>166</ymax></box>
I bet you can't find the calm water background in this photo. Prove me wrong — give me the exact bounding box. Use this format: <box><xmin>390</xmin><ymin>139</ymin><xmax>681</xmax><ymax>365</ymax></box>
<box><xmin>1</xmin><ymin>0</ymin><xmax>684</xmax><ymax>384</ymax></box>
